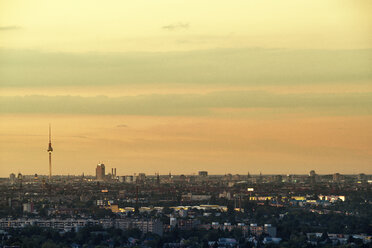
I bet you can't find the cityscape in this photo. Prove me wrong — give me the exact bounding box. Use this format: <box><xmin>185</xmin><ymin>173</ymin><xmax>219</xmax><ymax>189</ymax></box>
<box><xmin>1</xmin><ymin>165</ymin><xmax>371</xmax><ymax>247</ymax></box>
<box><xmin>1</xmin><ymin>0</ymin><xmax>372</xmax><ymax>247</ymax></box>
<box><xmin>0</xmin><ymin>127</ymin><xmax>371</xmax><ymax>247</ymax></box>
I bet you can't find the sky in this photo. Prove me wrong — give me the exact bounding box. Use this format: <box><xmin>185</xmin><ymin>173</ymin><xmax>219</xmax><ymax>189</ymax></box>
<box><xmin>0</xmin><ymin>0</ymin><xmax>371</xmax><ymax>176</ymax></box>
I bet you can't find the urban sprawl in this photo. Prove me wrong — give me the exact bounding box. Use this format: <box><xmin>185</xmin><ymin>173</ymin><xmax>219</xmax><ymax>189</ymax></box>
<box><xmin>0</xmin><ymin>166</ymin><xmax>371</xmax><ymax>247</ymax></box>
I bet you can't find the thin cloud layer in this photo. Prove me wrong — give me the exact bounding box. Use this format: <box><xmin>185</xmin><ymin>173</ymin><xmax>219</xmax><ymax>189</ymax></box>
<box><xmin>116</xmin><ymin>124</ymin><xmax>128</xmax><ymax>128</ymax></box>
<box><xmin>1</xmin><ymin>91</ymin><xmax>371</xmax><ymax>116</ymax></box>
<box><xmin>0</xmin><ymin>25</ymin><xmax>22</xmax><ymax>31</ymax></box>
<box><xmin>0</xmin><ymin>48</ymin><xmax>370</xmax><ymax>88</ymax></box>
<box><xmin>162</xmin><ymin>22</ymin><xmax>189</xmax><ymax>31</ymax></box>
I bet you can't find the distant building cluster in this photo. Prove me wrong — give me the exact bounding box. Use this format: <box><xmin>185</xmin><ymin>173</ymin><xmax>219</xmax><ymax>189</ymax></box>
<box><xmin>2</xmin><ymin>167</ymin><xmax>371</xmax><ymax>247</ymax></box>
<box><xmin>0</xmin><ymin>218</ymin><xmax>163</xmax><ymax>236</ymax></box>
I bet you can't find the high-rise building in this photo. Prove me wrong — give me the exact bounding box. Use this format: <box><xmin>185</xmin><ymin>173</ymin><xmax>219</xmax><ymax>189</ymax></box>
<box><xmin>156</xmin><ymin>173</ymin><xmax>160</xmax><ymax>185</ymax></box>
<box><xmin>96</xmin><ymin>163</ymin><xmax>105</xmax><ymax>181</ymax></box>
<box><xmin>138</xmin><ymin>173</ymin><xmax>146</xmax><ymax>182</ymax></box>
<box><xmin>198</xmin><ymin>171</ymin><xmax>208</xmax><ymax>177</ymax></box>
<box><xmin>9</xmin><ymin>173</ymin><xmax>16</xmax><ymax>185</ymax></box>
<box><xmin>309</xmin><ymin>170</ymin><xmax>317</xmax><ymax>184</ymax></box>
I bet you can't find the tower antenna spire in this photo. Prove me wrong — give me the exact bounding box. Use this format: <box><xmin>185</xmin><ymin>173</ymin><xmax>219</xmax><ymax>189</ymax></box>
<box><xmin>47</xmin><ymin>124</ymin><xmax>53</xmax><ymax>182</ymax></box>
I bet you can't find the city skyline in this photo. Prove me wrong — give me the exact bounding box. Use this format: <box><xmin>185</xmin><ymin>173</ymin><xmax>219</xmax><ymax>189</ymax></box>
<box><xmin>6</xmin><ymin>171</ymin><xmax>370</xmax><ymax>178</ymax></box>
<box><xmin>1</xmin><ymin>0</ymin><xmax>372</xmax><ymax>176</ymax></box>
<box><xmin>0</xmin><ymin>2</ymin><xmax>371</xmax><ymax>247</ymax></box>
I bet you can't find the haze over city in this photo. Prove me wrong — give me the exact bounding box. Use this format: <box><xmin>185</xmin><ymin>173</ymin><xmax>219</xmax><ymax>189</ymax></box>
<box><xmin>1</xmin><ymin>0</ymin><xmax>372</xmax><ymax>177</ymax></box>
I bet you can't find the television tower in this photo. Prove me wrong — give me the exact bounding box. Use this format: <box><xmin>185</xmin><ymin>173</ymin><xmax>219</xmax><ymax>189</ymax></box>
<box><xmin>47</xmin><ymin>124</ymin><xmax>53</xmax><ymax>181</ymax></box>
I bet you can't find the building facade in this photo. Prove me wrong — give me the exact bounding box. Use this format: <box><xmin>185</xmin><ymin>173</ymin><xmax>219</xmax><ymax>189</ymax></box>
<box><xmin>96</xmin><ymin>163</ymin><xmax>105</xmax><ymax>181</ymax></box>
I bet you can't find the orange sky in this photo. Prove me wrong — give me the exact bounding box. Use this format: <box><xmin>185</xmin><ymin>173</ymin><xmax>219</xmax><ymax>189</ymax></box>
<box><xmin>0</xmin><ymin>0</ymin><xmax>371</xmax><ymax>176</ymax></box>
<box><xmin>0</xmin><ymin>113</ymin><xmax>371</xmax><ymax>176</ymax></box>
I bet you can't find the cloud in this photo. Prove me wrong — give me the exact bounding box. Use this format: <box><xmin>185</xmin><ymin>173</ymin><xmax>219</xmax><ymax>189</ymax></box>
<box><xmin>0</xmin><ymin>25</ymin><xmax>22</xmax><ymax>31</ymax></box>
<box><xmin>0</xmin><ymin>133</ymin><xmax>43</xmax><ymax>137</ymax></box>
<box><xmin>0</xmin><ymin>91</ymin><xmax>371</xmax><ymax>116</ymax></box>
<box><xmin>0</xmin><ymin>48</ymin><xmax>371</xmax><ymax>88</ymax></box>
<box><xmin>116</xmin><ymin>124</ymin><xmax>128</xmax><ymax>128</ymax></box>
<box><xmin>162</xmin><ymin>22</ymin><xmax>189</xmax><ymax>31</ymax></box>
<box><xmin>69</xmin><ymin>135</ymin><xmax>90</xmax><ymax>139</ymax></box>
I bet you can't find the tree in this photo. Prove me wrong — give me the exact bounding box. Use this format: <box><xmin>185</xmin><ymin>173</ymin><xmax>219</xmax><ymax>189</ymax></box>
<box><xmin>41</xmin><ymin>240</ymin><xmax>58</xmax><ymax>248</ymax></box>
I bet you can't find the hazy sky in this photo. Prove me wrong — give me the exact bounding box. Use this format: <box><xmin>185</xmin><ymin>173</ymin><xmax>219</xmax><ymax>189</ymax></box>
<box><xmin>0</xmin><ymin>0</ymin><xmax>371</xmax><ymax>176</ymax></box>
